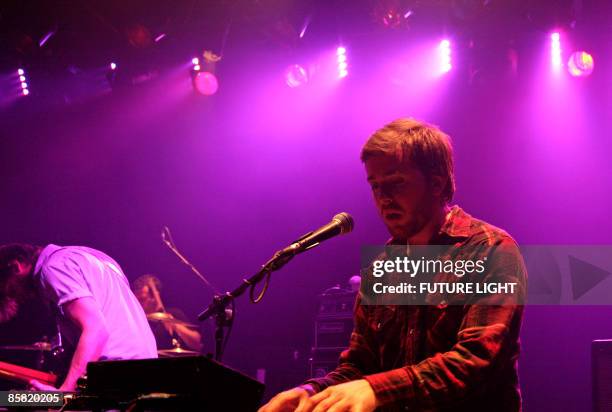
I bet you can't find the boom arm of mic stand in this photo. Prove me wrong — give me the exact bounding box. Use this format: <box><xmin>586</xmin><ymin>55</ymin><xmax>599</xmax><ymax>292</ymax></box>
<box><xmin>197</xmin><ymin>249</ymin><xmax>295</xmax><ymax>362</ymax></box>
<box><xmin>197</xmin><ymin>250</ymin><xmax>294</xmax><ymax>322</ymax></box>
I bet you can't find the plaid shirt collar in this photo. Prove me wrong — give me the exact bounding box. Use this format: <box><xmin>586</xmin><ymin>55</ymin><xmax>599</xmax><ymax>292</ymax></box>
<box><xmin>387</xmin><ymin>205</ymin><xmax>472</xmax><ymax>246</ymax></box>
<box><xmin>439</xmin><ymin>205</ymin><xmax>472</xmax><ymax>239</ymax></box>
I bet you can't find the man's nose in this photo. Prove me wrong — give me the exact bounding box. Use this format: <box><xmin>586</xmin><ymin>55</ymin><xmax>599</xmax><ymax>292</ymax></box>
<box><xmin>377</xmin><ymin>193</ymin><xmax>393</xmax><ymax>207</ymax></box>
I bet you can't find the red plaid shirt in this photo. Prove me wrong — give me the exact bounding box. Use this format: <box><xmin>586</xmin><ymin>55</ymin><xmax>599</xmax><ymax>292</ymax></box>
<box><xmin>305</xmin><ymin>206</ymin><xmax>526</xmax><ymax>412</ymax></box>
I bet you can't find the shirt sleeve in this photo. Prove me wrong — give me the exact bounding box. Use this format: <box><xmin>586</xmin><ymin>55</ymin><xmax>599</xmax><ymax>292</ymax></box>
<box><xmin>363</xmin><ymin>237</ymin><xmax>526</xmax><ymax>410</ymax></box>
<box><xmin>39</xmin><ymin>251</ymin><xmax>94</xmax><ymax>307</ymax></box>
<box><xmin>304</xmin><ymin>293</ymin><xmax>380</xmax><ymax>392</ymax></box>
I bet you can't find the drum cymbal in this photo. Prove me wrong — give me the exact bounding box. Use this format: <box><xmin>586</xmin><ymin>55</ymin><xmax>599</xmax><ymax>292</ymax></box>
<box><xmin>146</xmin><ymin>312</ymin><xmax>197</xmax><ymax>328</ymax></box>
<box><xmin>0</xmin><ymin>342</ymin><xmax>51</xmax><ymax>351</ymax></box>
<box><xmin>158</xmin><ymin>347</ymin><xmax>200</xmax><ymax>357</ymax></box>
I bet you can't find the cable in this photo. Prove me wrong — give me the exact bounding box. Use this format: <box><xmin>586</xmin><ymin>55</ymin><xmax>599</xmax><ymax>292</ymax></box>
<box><xmin>249</xmin><ymin>270</ymin><xmax>272</xmax><ymax>304</ymax></box>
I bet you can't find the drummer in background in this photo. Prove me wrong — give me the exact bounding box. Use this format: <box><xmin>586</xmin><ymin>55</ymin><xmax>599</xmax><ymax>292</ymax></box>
<box><xmin>132</xmin><ymin>274</ymin><xmax>203</xmax><ymax>353</ymax></box>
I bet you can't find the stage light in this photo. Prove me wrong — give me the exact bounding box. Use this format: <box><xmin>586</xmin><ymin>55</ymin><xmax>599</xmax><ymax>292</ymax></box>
<box><xmin>17</xmin><ymin>68</ymin><xmax>29</xmax><ymax>96</ymax></box>
<box><xmin>568</xmin><ymin>51</ymin><xmax>594</xmax><ymax>77</ymax></box>
<box><xmin>438</xmin><ymin>39</ymin><xmax>452</xmax><ymax>74</ymax></box>
<box><xmin>299</xmin><ymin>16</ymin><xmax>311</xmax><ymax>39</ymax></box>
<box><xmin>285</xmin><ymin>64</ymin><xmax>308</xmax><ymax>88</ymax></box>
<box><xmin>193</xmin><ymin>64</ymin><xmax>201</xmax><ymax>71</ymax></box>
<box><xmin>109</xmin><ymin>62</ymin><xmax>117</xmax><ymax>70</ymax></box>
<box><xmin>193</xmin><ymin>71</ymin><xmax>218</xmax><ymax>95</ymax></box>
<box><xmin>192</xmin><ymin>57</ymin><xmax>200</xmax><ymax>65</ymax></box>
<box><xmin>39</xmin><ymin>30</ymin><xmax>55</xmax><ymax>48</ymax></box>
<box><xmin>337</xmin><ymin>47</ymin><xmax>348</xmax><ymax>78</ymax></box>
<box><xmin>551</xmin><ymin>32</ymin><xmax>562</xmax><ymax>71</ymax></box>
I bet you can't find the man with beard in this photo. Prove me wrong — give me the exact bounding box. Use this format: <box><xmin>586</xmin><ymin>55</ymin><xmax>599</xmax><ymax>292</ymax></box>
<box><xmin>260</xmin><ymin>118</ymin><xmax>526</xmax><ymax>412</ymax></box>
<box><xmin>0</xmin><ymin>244</ymin><xmax>157</xmax><ymax>391</ymax></box>
<box><xmin>132</xmin><ymin>274</ymin><xmax>203</xmax><ymax>352</ymax></box>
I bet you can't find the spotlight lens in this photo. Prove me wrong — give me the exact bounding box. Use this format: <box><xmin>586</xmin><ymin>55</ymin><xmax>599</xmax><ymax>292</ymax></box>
<box><xmin>551</xmin><ymin>32</ymin><xmax>560</xmax><ymax>41</ymax></box>
<box><xmin>337</xmin><ymin>47</ymin><xmax>346</xmax><ymax>55</ymax></box>
<box><xmin>17</xmin><ymin>69</ymin><xmax>24</xmax><ymax>76</ymax></box>
<box><xmin>21</xmin><ymin>82</ymin><xmax>28</xmax><ymax>89</ymax></box>
<box><xmin>192</xmin><ymin>57</ymin><xmax>200</xmax><ymax>65</ymax></box>
<box><xmin>22</xmin><ymin>89</ymin><xmax>29</xmax><ymax>95</ymax></box>
<box><xmin>193</xmin><ymin>71</ymin><xmax>218</xmax><ymax>95</ymax></box>
<box><xmin>110</xmin><ymin>62</ymin><xmax>117</xmax><ymax>70</ymax></box>
<box><xmin>193</xmin><ymin>64</ymin><xmax>201</xmax><ymax>71</ymax></box>
<box><xmin>568</xmin><ymin>51</ymin><xmax>594</xmax><ymax>77</ymax></box>
<box><xmin>285</xmin><ymin>64</ymin><xmax>308</xmax><ymax>88</ymax></box>
<box><xmin>19</xmin><ymin>75</ymin><xmax>26</xmax><ymax>82</ymax></box>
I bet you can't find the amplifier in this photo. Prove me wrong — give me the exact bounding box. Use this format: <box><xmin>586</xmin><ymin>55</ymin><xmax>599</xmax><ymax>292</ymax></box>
<box><xmin>84</xmin><ymin>356</ymin><xmax>264</xmax><ymax>411</ymax></box>
<box><xmin>317</xmin><ymin>291</ymin><xmax>356</xmax><ymax>318</ymax></box>
<box><xmin>593</xmin><ymin>340</ymin><xmax>612</xmax><ymax>412</ymax></box>
<box><xmin>315</xmin><ymin>318</ymin><xmax>354</xmax><ymax>348</ymax></box>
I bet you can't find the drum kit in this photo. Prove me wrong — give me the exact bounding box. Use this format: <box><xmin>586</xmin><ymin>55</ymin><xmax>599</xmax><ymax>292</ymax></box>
<box><xmin>146</xmin><ymin>312</ymin><xmax>200</xmax><ymax>357</ymax></box>
<box><xmin>0</xmin><ymin>312</ymin><xmax>200</xmax><ymax>366</ymax></box>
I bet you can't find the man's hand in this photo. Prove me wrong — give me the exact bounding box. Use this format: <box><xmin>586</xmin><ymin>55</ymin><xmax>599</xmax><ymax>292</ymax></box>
<box><xmin>307</xmin><ymin>380</ymin><xmax>377</xmax><ymax>412</ymax></box>
<box><xmin>28</xmin><ymin>379</ymin><xmax>57</xmax><ymax>391</ymax></box>
<box><xmin>258</xmin><ymin>386</ymin><xmax>312</xmax><ymax>412</ymax></box>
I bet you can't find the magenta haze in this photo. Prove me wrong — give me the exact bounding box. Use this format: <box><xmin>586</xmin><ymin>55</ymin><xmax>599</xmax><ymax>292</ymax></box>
<box><xmin>1</xmin><ymin>17</ymin><xmax>610</xmax><ymax>412</ymax></box>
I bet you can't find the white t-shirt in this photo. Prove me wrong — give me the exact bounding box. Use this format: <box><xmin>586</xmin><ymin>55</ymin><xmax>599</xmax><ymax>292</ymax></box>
<box><xmin>34</xmin><ymin>244</ymin><xmax>157</xmax><ymax>360</ymax></box>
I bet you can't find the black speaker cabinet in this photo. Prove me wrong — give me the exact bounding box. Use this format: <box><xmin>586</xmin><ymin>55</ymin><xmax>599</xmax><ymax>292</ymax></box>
<box><xmin>593</xmin><ymin>339</ymin><xmax>612</xmax><ymax>412</ymax></box>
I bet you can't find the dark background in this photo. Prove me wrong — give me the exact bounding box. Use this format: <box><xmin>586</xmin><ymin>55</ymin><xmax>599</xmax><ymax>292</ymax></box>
<box><xmin>1</xmin><ymin>1</ymin><xmax>611</xmax><ymax>409</ymax></box>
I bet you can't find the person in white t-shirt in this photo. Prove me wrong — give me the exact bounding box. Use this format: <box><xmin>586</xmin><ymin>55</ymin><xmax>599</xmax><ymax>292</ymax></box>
<box><xmin>0</xmin><ymin>243</ymin><xmax>157</xmax><ymax>391</ymax></box>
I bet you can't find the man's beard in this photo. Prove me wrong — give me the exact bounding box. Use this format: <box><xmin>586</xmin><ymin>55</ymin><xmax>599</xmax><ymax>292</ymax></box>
<box><xmin>390</xmin><ymin>193</ymin><xmax>438</xmax><ymax>242</ymax></box>
<box><xmin>0</xmin><ymin>297</ymin><xmax>19</xmax><ymax>322</ymax></box>
<box><xmin>0</xmin><ymin>276</ymin><xmax>36</xmax><ymax>323</ymax></box>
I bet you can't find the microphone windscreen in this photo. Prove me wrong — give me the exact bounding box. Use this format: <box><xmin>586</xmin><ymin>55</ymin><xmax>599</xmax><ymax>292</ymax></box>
<box><xmin>333</xmin><ymin>212</ymin><xmax>354</xmax><ymax>235</ymax></box>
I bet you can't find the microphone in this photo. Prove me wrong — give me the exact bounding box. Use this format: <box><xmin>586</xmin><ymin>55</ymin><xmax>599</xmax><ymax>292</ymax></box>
<box><xmin>278</xmin><ymin>212</ymin><xmax>354</xmax><ymax>257</ymax></box>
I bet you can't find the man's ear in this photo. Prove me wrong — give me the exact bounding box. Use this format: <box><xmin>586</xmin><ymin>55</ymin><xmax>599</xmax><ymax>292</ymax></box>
<box><xmin>430</xmin><ymin>175</ymin><xmax>448</xmax><ymax>198</ymax></box>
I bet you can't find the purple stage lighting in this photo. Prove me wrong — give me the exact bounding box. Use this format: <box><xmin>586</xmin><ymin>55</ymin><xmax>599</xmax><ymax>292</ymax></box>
<box><xmin>568</xmin><ymin>51</ymin><xmax>594</xmax><ymax>77</ymax></box>
<box><xmin>17</xmin><ymin>68</ymin><xmax>29</xmax><ymax>96</ymax></box>
<box><xmin>299</xmin><ymin>16</ymin><xmax>311</xmax><ymax>39</ymax></box>
<box><xmin>109</xmin><ymin>62</ymin><xmax>117</xmax><ymax>70</ymax></box>
<box><xmin>337</xmin><ymin>47</ymin><xmax>348</xmax><ymax>78</ymax></box>
<box><xmin>551</xmin><ymin>32</ymin><xmax>562</xmax><ymax>72</ymax></box>
<box><xmin>438</xmin><ymin>39</ymin><xmax>452</xmax><ymax>74</ymax></box>
<box><xmin>193</xmin><ymin>71</ymin><xmax>218</xmax><ymax>96</ymax></box>
<box><xmin>285</xmin><ymin>64</ymin><xmax>308</xmax><ymax>88</ymax></box>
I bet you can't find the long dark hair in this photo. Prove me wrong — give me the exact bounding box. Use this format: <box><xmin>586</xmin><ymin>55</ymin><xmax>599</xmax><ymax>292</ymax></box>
<box><xmin>0</xmin><ymin>243</ymin><xmax>40</xmax><ymax>322</ymax></box>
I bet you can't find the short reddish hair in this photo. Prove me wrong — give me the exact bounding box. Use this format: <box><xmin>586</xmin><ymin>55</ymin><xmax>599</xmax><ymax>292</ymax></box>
<box><xmin>360</xmin><ymin>118</ymin><xmax>455</xmax><ymax>203</ymax></box>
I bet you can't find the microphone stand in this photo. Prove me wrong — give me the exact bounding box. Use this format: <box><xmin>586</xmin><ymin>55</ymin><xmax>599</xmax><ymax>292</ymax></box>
<box><xmin>161</xmin><ymin>226</ymin><xmax>220</xmax><ymax>355</ymax></box>
<box><xmin>198</xmin><ymin>249</ymin><xmax>296</xmax><ymax>362</ymax></box>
